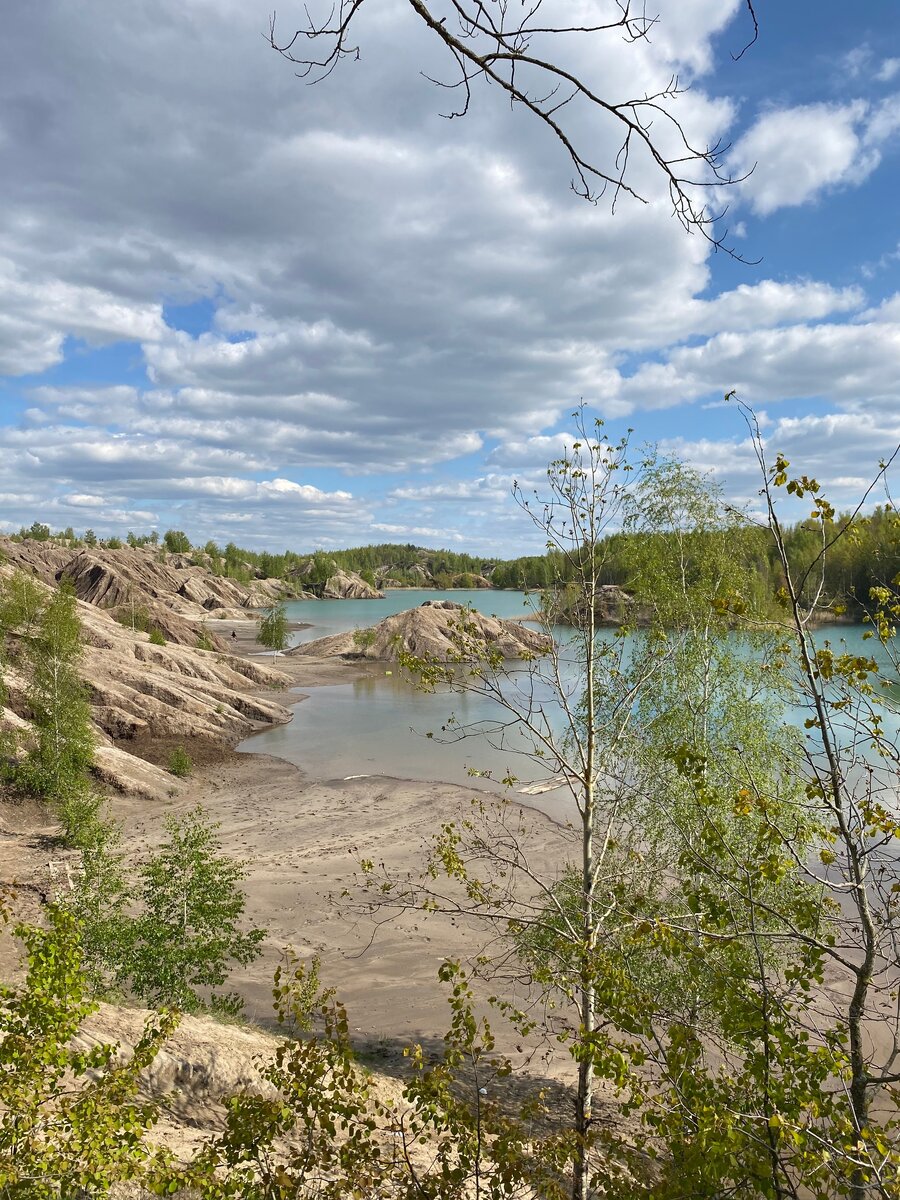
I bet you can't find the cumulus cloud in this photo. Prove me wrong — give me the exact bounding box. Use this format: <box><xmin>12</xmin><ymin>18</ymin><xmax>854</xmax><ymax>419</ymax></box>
<box><xmin>607</xmin><ymin>318</ymin><xmax>900</xmax><ymax>414</ymax></box>
<box><xmin>663</xmin><ymin>409</ymin><xmax>900</xmax><ymax>515</ymax></box>
<box><xmin>0</xmin><ymin>0</ymin><xmax>897</xmax><ymax>552</ymax></box>
<box><xmin>0</xmin><ymin>259</ymin><xmax>166</xmax><ymax>375</ymax></box>
<box><xmin>730</xmin><ymin>102</ymin><xmax>875</xmax><ymax>215</ymax></box>
<box><xmin>730</xmin><ymin>93</ymin><xmax>900</xmax><ymax>215</ymax></box>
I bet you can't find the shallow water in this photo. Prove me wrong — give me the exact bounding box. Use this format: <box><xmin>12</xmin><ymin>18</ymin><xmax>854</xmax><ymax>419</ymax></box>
<box><xmin>282</xmin><ymin>588</ymin><xmax>540</xmax><ymax>645</ymax></box>
<box><xmin>240</xmin><ymin>596</ymin><xmax>900</xmax><ymax>801</ymax></box>
<box><xmin>244</xmin><ymin>589</ymin><xmax>568</xmax><ymax>796</ymax></box>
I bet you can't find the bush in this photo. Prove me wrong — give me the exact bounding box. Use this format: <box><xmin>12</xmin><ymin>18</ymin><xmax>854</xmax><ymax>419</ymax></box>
<box><xmin>0</xmin><ymin>906</ymin><xmax>175</xmax><ymax>1193</ymax></box>
<box><xmin>163</xmin><ymin>530</ymin><xmax>191</xmax><ymax>554</ymax></box>
<box><xmin>352</xmin><ymin>626</ymin><xmax>377</xmax><ymax>652</ymax></box>
<box><xmin>148</xmin><ymin>628</ymin><xmax>166</xmax><ymax>646</ymax></box>
<box><xmin>115</xmin><ymin>605</ymin><xmax>150</xmax><ymax>633</ymax></box>
<box><xmin>167</xmin><ymin>747</ymin><xmax>192</xmax><ymax>777</ymax></box>
<box><xmin>125</xmin><ymin>806</ymin><xmax>265</xmax><ymax>1014</ymax></box>
<box><xmin>195</xmin><ymin>625</ymin><xmax>215</xmax><ymax>651</ymax></box>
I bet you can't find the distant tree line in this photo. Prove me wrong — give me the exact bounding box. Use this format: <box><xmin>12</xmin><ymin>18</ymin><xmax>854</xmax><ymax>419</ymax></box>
<box><xmin>492</xmin><ymin>507</ymin><xmax>900</xmax><ymax>618</ymax></box>
<box><xmin>8</xmin><ymin>507</ymin><xmax>899</xmax><ymax>616</ymax></box>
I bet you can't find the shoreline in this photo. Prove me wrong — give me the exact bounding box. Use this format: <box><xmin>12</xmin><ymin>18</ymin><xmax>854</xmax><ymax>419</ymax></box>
<box><xmin>113</xmin><ymin>617</ymin><xmax>575</xmax><ymax>1044</ymax></box>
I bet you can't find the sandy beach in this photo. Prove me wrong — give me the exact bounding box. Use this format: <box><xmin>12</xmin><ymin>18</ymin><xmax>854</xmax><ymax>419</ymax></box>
<box><xmin>109</xmin><ymin>617</ymin><xmax>575</xmax><ymax>1051</ymax></box>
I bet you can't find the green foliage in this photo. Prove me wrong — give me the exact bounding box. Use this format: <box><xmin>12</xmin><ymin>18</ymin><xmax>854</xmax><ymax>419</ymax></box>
<box><xmin>122</xmin><ymin>807</ymin><xmax>265</xmax><ymax>1015</ymax></box>
<box><xmin>167</xmin><ymin>746</ymin><xmax>193</xmax><ymax>777</ymax></box>
<box><xmin>105</xmin><ymin>536</ymin><xmax>123</xmax><ymax>549</ymax></box>
<box><xmin>351</xmin><ymin>625</ymin><xmax>377</xmax><ymax>652</ymax></box>
<box><xmin>19</xmin><ymin>585</ymin><xmax>97</xmax><ymax>846</ymax></box>
<box><xmin>0</xmin><ymin>905</ymin><xmax>174</xmax><ymax>1197</ymax></box>
<box><xmin>166</xmin><ymin>956</ymin><xmax>556</xmax><ymax>1200</ymax></box>
<box><xmin>258</xmin><ymin>601</ymin><xmax>289</xmax><ymax>655</ymax></box>
<box><xmin>83</xmin><ymin>529</ymin><xmax>97</xmax><ymax>547</ymax></box>
<box><xmin>162</xmin><ymin>529</ymin><xmax>191</xmax><ymax>554</ymax></box>
<box><xmin>20</xmin><ymin>521</ymin><xmax>51</xmax><ymax>542</ymax></box>
<box><xmin>0</xmin><ymin>569</ymin><xmax>44</xmax><ymax>637</ymax></box>
<box><xmin>148</xmin><ymin>627</ymin><xmax>166</xmax><ymax>646</ymax></box>
<box><xmin>62</xmin><ymin>816</ymin><xmax>134</xmax><ymax>997</ymax></box>
<box><xmin>114</xmin><ymin>602</ymin><xmax>151</xmax><ymax>633</ymax></box>
<box><xmin>196</xmin><ymin>624</ymin><xmax>215</xmax><ymax>651</ymax></box>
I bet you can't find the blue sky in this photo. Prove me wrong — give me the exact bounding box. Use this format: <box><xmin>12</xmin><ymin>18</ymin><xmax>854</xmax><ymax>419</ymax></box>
<box><xmin>0</xmin><ymin>0</ymin><xmax>899</xmax><ymax>554</ymax></box>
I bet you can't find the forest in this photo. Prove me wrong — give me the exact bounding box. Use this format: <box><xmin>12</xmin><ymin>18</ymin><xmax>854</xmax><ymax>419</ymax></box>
<box><xmin>14</xmin><ymin>503</ymin><xmax>900</xmax><ymax>617</ymax></box>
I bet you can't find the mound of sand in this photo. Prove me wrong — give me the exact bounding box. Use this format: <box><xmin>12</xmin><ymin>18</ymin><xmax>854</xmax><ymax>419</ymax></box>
<box><xmin>289</xmin><ymin>599</ymin><xmax>550</xmax><ymax>661</ymax></box>
<box><xmin>1</xmin><ymin>564</ymin><xmax>294</xmax><ymax>800</ymax></box>
<box><xmin>0</xmin><ymin>538</ymin><xmax>294</xmax><ymax>649</ymax></box>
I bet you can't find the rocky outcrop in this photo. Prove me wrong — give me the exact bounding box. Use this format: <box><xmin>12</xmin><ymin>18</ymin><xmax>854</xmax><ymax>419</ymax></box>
<box><xmin>0</xmin><ymin>563</ymin><xmax>294</xmax><ymax>801</ymax></box>
<box><xmin>288</xmin><ymin>557</ymin><xmax>383</xmax><ymax>600</ymax></box>
<box><xmin>322</xmin><ymin>569</ymin><xmax>383</xmax><ymax>600</ymax></box>
<box><xmin>0</xmin><ymin>539</ymin><xmax>295</xmax><ymax>649</ymax></box>
<box><xmin>550</xmin><ymin>583</ymin><xmax>641</xmax><ymax>626</ymax></box>
<box><xmin>76</xmin><ymin>1002</ymin><xmax>281</xmax><ymax>1138</ymax></box>
<box><xmin>450</xmin><ymin>573</ymin><xmax>493</xmax><ymax>589</ymax></box>
<box><xmin>407</xmin><ymin>563</ymin><xmax>433</xmax><ymax>586</ymax></box>
<box><xmin>290</xmin><ymin>599</ymin><xmax>550</xmax><ymax>662</ymax></box>
<box><xmin>0</xmin><ymin>538</ymin><xmax>73</xmax><ymax>584</ymax></box>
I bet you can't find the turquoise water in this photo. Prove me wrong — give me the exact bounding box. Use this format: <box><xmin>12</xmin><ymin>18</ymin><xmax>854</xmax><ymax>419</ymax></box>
<box><xmin>283</xmin><ymin>588</ymin><xmax>540</xmax><ymax>646</ymax></box>
<box><xmin>241</xmin><ymin>597</ymin><xmax>900</xmax><ymax>804</ymax></box>
<box><xmin>245</xmin><ymin>589</ymin><xmax>561</xmax><ymax>796</ymax></box>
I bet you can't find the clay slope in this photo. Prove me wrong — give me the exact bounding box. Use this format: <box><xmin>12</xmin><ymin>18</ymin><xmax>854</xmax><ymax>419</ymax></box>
<box><xmin>322</xmin><ymin>567</ymin><xmax>384</xmax><ymax>600</ymax></box>
<box><xmin>289</xmin><ymin>558</ymin><xmax>383</xmax><ymax>599</ymax></box>
<box><xmin>1</xmin><ymin>566</ymin><xmax>293</xmax><ymax>800</ymax></box>
<box><xmin>0</xmin><ymin>538</ymin><xmax>293</xmax><ymax>648</ymax></box>
<box><xmin>290</xmin><ymin>599</ymin><xmax>550</xmax><ymax>661</ymax></box>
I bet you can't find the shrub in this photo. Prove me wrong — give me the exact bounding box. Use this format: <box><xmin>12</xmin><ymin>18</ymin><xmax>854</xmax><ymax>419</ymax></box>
<box><xmin>124</xmin><ymin>806</ymin><xmax>265</xmax><ymax>1014</ymax></box>
<box><xmin>352</xmin><ymin>626</ymin><xmax>377</xmax><ymax>652</ymax></box>
<box><xmin>115</xmin><ymin>605</ymin><xmax>151</xmax><ymax>634</ymax></box>
<box><xmin>148</xmin><ymin>628</ymin><xmax>166</xmax><ymax>646</ymax></box>
<box><xmin>195</xmin><ymin>625</ymin><xmax>215</xmax><ymax>651</ymax></box>
<box><xmin>167</xmin><ymin>746</ymin><xmax>192</xmax><ymax>777</ymax></box>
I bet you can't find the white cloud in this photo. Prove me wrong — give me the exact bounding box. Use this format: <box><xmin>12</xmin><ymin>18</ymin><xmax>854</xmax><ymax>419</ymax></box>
<box><xmin>663</xmin><ymin>410</ymin><xmax>900</xmax><ymax>512</ymax></box>
<box><xmin>731</xmin><ymin>93</ymin><xmax>900</xmax><ymax>215</ymax></box>
<box><xmin>0</xmin><ymin>258</ymin><xmax>166</xmax><ymax>375</ymax></box>
<box><xmin>876</xmin><ymin>58</ymin><xmax>900</xmax><ymax>83</ymax></box>
<box><xmin>0</xmin><ymin>0</ymin><xmax>897</xmax><ymax>552</ymax></box>
<box><xmin>613</xmin><ymin>318</ymin><xmax>900</xmax><ymax>413</ymax></box>
<box><xmin>731</xmin><ymin>102</ymin><xmax>875</xmax><ymax>215</ymax></box>
<box><xmin>371</xmin><ymin>523</ymin><xmax>466</xmax><ymax>542</ymax></box>
<box><xmin>865</xmin><ymin>94</ymin><xmax>900</xmax><ymax>146</ymax></box>
<box><xmin>163</xmin><ymin>476</ymin><xmax>354</xmax><ymax>503</ymax></box>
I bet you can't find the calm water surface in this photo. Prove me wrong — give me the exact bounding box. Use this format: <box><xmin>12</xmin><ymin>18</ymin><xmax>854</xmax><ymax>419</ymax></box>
<box><xmin>239</xmin><ymin>594</ymin><xmax>900</xmax><ymax>800</ymax></box>
<box><xmin>241</xmin><ymin>589</ymin><xmax>561</xmax><ymax>794</ymax></box>
<box><xmin>283</xmin><ymin>588</ymin><xmax>539</xmax><ymax>644</ymax></box>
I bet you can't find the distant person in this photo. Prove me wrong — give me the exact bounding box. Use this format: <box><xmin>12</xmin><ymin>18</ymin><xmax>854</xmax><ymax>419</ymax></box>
<box><xmin>231</xmin><ymin>630</ymin><xmax>237</xmax><ymax>641</ymax></box>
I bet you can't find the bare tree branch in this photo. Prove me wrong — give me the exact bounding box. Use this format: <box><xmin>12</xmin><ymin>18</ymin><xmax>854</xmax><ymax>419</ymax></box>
<box><xmin>268</xmin><ymin>0</ymin><xmax>760</xmax><ymax>258</ymax></box>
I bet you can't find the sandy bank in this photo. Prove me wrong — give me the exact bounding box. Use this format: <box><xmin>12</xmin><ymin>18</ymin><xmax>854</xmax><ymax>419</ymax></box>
<box><xmin>110</xmin><ymin>625</ymin><xmax>572</xmax><ymax>1047</ymax></box>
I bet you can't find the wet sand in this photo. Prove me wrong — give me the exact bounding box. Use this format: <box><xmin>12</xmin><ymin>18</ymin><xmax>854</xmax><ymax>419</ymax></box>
<box><xmin>114</xmin><ymin>618</ymin><xmax>575</xmax><ymax>1048</ymax></box>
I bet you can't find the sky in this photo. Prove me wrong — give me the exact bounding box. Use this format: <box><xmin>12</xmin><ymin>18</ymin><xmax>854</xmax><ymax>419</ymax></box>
<box><xmin>1</xmin><ymin>0</ymin><xmax>899</xmax><ymax>555</ymax></box>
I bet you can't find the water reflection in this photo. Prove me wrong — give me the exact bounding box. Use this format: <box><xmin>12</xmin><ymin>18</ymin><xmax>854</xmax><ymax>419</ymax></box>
<box><xmin>241</xmin><ymin>599</ymin><xmax>899</xmax><ymax>809</ymax></box>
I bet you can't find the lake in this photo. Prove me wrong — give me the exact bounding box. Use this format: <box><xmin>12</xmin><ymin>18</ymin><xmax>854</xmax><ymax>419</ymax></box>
<box><xmin>239</xmin><ymin>591</ymin><xmax>900</xmax><ymax>807</ymax></box>
<box><xmin>283</xmin><ymin>587</ymin><xmax>540</xmax><ymax>644</ymax></box>
<box><xmin>241</xmin><ymin>589</ymin><xmax>567</xmax><ymax>798</ymax></box>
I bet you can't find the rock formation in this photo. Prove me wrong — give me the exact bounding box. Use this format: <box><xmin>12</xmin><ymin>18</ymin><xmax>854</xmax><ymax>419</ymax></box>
<box><xmin>550</xmin><ymin>582</ymin><xmax>642</xmax><ymax>626</ymax></box>
<box><xmin>289</xmin><ymin>557</ymin><xmax>384</xmax><ymax>600</ymax></box>
<box><xmin>0</xmin><ymin>562</ymin><xmax>293</xmax><ymax>801</ymax></box>
<box><xmin>0</xmin><ymin>538</ymin><xmax>294</xmax><ymax>648</ymax></box>
<box><xmin>290</xmin><ymin>599</ymin><xmax>550</xmax><ymax>662</ymax></box>
<box><xmin>321</xmin><ymin>568</ymin><xmax>383</xmax><ymax>600</ymax></box>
